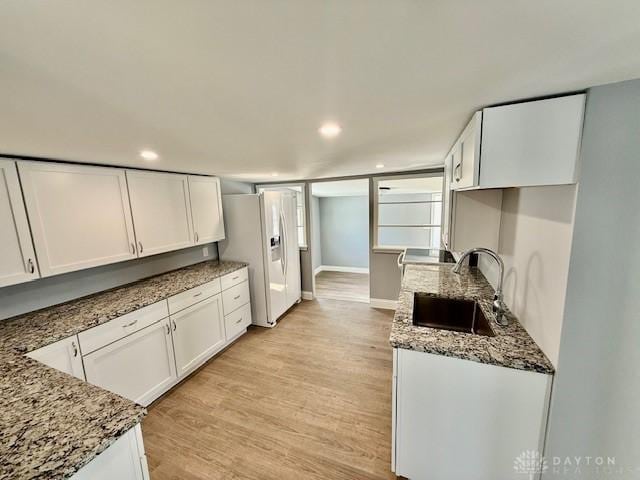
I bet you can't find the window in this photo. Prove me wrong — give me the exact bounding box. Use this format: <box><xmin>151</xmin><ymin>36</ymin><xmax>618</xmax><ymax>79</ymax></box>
<box><xmin>256</xmin><ymin>183</ymin><xmax>307</xmax><ymax>248</ymax></box>
<box><xmin>373</xmin><ymin>173</ymin><xmax>444</xmax><ymax>250</ymax></box>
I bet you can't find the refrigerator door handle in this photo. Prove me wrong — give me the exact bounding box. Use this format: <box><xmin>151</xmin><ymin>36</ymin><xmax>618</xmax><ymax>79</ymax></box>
<box><xmin>279</xmin><ymin>213</ymin><xmax>286</xmax><ymax>275</ymax></box>
<box><xmin>280</xmin><ymin>212</ymin><xmax>287</xmax><ymax>275</ymax></box>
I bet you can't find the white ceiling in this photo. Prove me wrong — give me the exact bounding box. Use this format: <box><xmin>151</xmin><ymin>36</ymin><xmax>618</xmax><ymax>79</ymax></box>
<box><xmin>1</xmin><ymin>1</ymin><xmax>640</xmax><ymax>183</ymax></box>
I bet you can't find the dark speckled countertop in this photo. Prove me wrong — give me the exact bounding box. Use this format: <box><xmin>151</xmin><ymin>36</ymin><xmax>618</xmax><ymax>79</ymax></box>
<box><xmin>0</xmin><ymin>260</ymin><xmax>247</xmax><ymax>480</ymax></box>
<box><xmin>389</xmin><ymin>264</ymin><xmax>554</xmax><ymax>374</ymax></box>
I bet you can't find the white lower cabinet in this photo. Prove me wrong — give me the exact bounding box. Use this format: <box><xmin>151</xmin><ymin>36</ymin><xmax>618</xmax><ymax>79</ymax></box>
<box><xmin>393</xmin><ymin>348</ymin><xmax>552</xmax><ymax>480</ymax></box>
<box><xmin>26</xmin><ymin>335</ymin><xmax>85</xmax><ymax>381</ymax></box>
<box><xmin>224</xmin><ymin>302</ymin><xmax>252</xmax><ymax>340</ymax></box>
<box><xmin>71</xmin><ymin>424</ymin><xmax>149</xmax><ymax>480</ymax></box>
<box><xmin>170</xmin><ymin>294</ymin><xmax>226</xmax><ymax>378</ymax></box>
<box><xmin>24</xmin><ymin>270</ymin><xmax>252</xmax><ymax>479</ymax></box>
<box><xmin>83</xmin><ymin>319</ymin><xmax>177</xmax><ymax>407</ymax></box>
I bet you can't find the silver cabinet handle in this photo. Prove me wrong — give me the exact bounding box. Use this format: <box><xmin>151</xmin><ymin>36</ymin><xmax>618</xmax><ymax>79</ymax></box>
<box><xmin>71</xmin><ymin>341</ymin><xmax>78</xmax><ymax>357</ymax></box>
<box><xmin>122</xmin><ymin>319</ymin><xmax>138</xmax><ymax>328</ymax></box>
<box><xmin>138</xmin><ymin>241</ymin><xmax>144</xmax><ymax>253</ymax></box>
<box><xmin>193</xmin><ymin>292</ymin><xmax>203</xmax><ymax>298</ymax></box>
<box><xmin>27</xmin><ymin>258</ymin><xmax>35</xmax><ymax>274</ymax></box>
<box><xmin>233</xmin><ymin>295</ymin><xmax>241</xmax><ymax>300</ymax></box>
<box><xmin>195</xmin><ymin>232</ymin><xmax>199</xmax><ymax>242</ymax></box>
<box><xmin>130</xmin><ymin>243</ymin><xmax>136</xmax><ymax>255</ymax></box>
<box><xmin>172</xmin><ymin>320</ymin><xmax>177</xmax><ymax>331</ymax></box>
<box><xmin>454</xmin><ymin>162</ymin><xmax>462</xmax><ymax>182</ymax></box>
<box><xmin>235</xmin><ymin>317</ymin><xmax>243</xmax><ymax>324</ymax></box>
<box><xmin>165</xmin><ymin>323</ymin><xmax>171</xmax><ymax>335</ymax></box>
<box><xmin>232</xmin><ymin>276</ymin><xmax>239</xmax><ymax>280</ymax></box>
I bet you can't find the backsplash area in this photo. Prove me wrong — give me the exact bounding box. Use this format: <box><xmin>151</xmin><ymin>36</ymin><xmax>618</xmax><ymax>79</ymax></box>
<box><xmin>479</xmin><ymin>184</ymin><xmax>577</xmax><ymax>366</ymax></box>
<box><xmin>0</xmin><ymin>243</ymin><xmax>218</xmax><ymax>321</ymax></box>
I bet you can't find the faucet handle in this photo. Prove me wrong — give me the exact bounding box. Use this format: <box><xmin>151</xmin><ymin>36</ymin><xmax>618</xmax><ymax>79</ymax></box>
<box><xmin>492</xmin><ymin>294</ymin><xmax>509</xmax><ymax>326</ymax></box>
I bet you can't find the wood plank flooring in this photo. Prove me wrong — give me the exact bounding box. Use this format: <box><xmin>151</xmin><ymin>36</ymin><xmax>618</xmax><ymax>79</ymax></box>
<box><xmin>314</xmin><ymin>271</ymin><xmax>370</xmax><ymax>303</ymax></box>
<box><xmin>142</xmin><ymin>298</ymin><xmax>395</xmax><ymax>480</ymax></box>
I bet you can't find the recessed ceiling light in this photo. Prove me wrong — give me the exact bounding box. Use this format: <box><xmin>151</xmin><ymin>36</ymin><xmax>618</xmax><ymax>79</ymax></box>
<box><xmin>318</xmin><ymin>122</ymin><xmax>342</xmax><ymax>138</ymax></box>
<box><xmin>376</xmin><ymin>164</ymin><xmax>385</xmax><ymax>169</ymax></box>
<box><xmin>271</xmin><ymin>172</ymin><xmax>279</xmax><ymax>177</ymax></box>
<box><xmin>139</xmin><ymin>149</ymin><xmax>159</xmax><ymax>161</ymax></box>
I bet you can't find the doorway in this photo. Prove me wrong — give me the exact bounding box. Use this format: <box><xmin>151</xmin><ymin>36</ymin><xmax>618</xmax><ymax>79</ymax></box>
<box><xmin>310</xmin><ymin>179</ymin><xmax>370</xmax><ymax>303</ymax></box>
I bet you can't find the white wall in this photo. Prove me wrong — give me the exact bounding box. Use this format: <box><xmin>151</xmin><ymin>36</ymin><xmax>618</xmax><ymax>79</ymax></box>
<box><xmin>479</xmin><ymin>185</ymin><xmax>577</xmax><ymax>366</ymax></box>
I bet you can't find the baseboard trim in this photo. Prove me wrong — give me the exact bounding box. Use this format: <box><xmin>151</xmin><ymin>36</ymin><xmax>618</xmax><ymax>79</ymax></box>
<box><xmin>301</xmin><ymin>291</ymin><xmax>314</xmax><ymax>300</ymax></box>
<box><xmin>369</xmin><ymin>298</ymin><xmax>398</xmax><ymax>310</ymax></box>
<box><xmin>315</xmin><ymin>265</ymin><xmax>369</xmax><ymax>274</ymax></box>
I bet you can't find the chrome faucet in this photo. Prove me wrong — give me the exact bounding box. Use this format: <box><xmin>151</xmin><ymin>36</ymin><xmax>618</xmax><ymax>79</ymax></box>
<box><xmin>452</xmin><ymin>247</ymin><xmax>508</xmax><ymax>327</ymax></box>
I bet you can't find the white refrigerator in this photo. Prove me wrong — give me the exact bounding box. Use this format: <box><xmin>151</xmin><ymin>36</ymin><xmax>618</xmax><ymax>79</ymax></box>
<box><xmin>218</xmin><ymin>191</ymin><xmax>301</xmax><ymax>327</ymax></box>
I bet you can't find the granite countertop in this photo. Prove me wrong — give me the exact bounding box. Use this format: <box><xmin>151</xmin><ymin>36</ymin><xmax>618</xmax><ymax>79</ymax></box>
<box><xmin>389</xmin><ymin>264</ymin><xmax>554</xmax><ymax>374</ymax></box>
<box><xmin>0</xmin><ymin>260</ymin><xmax>247</xmax><ymax>480</ymax></box>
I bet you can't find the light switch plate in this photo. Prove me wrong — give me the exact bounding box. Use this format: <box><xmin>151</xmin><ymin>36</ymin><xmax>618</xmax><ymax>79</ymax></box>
<box><xmin>202</xmin><ymin>246</ymin><xmax>209</xmax><ymax>257</ymax></box>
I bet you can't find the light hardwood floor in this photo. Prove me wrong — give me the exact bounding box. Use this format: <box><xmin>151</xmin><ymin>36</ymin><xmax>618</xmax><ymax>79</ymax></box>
<box><xmin>314</xmin><ymin>271</ymin><xmax>370</xmax><ymax>303</ymax></box>
<box><xmin>142</xmin><ymin>298</ymin><xmax>395</xmax><ymax>480</ymax></box>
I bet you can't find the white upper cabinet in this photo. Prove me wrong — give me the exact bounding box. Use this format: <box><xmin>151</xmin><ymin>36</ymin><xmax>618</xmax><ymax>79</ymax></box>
<box><xmin>446</xmin><ymin>94</ymin><xmax>586</xmax><ymax>192</ymax></box>
<box><xmin>0</xmin><ymin>159</ymin><xmax>39</xmax><ymax>287</ymax></box>
<box><xmin>479</xmin><ymin>94</ymin><xmax>585</xmax><ymax>188</ymax></box>
<box><xmin>126</xmin><ymin>171</ymin><xmax>194</xmax><ymax>257</ymax></box>
<box><xmin>451</xmin><ymin>112</ymin><xmax>482</xmax><ymax>190</ymax></box>
<box><xmin>18</xmin><ymin>161</ymin><xmax>137</xmax><ymax>277</ymax></box>
<box><xmin>188</xmin><ymin>175</ymin><xmax>225</xmax><ymax>244</ymax></box>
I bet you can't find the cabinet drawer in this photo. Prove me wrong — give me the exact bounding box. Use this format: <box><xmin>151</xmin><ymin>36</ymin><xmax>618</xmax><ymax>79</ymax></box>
<box><xmin>168</xmin><ymin>279</ymin><xmax>221</xmax><ymax>315</ymax></box>
<box><xmin>222</xmin><ymin>280</ymin><xmax>250</xmax><ymax>315</ymax></box>
<box><xmin>79</xmin><ymin>301</ymin><xmax>169</xmax><ymax>355</ymax></box>
<box><xmin>224</xmin><ymin>303</ymin><xmax>252</xmax><ymax>340</ymax></box>
<box><xmin>220</xmin><ymin>267</ymin><xmax>248</xmax><ymax>291</ymax></box>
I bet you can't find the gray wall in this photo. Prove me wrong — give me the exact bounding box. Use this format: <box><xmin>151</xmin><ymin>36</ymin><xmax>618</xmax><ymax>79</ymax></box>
<box><xmin>310</xmin><ymin>195</ymin><xmax>322</xmax><ymax>272</ymax></box>
<box><xmin>318</xmin><ymin>196</ymin><xmax>369</xmax><ymax>269</ymax></box>
<box><xmin>543</xmin><ymin>79</ymin><xmax>640</xmax><ymax>478</ymax></box>
<box><xmin>0</xmin><ymin>243</ymin><xmax>217</xmax><ymax>320</ymax></box>
<box><xmin>369</xmin><ymin>178</ymin><xmax>403</xmax><ymax>300</ymax></box>
<box><xmin>219</xmin><ymin>178</ymin><xmax>254</xmax><ymax>194</ymax></box>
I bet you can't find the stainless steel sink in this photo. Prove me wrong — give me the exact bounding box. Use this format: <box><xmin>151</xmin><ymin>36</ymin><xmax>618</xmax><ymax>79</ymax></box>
<box><xmin>412</xmin><ymin>293</ymin><xmax>495</xmax><ymax>337</ymax></box>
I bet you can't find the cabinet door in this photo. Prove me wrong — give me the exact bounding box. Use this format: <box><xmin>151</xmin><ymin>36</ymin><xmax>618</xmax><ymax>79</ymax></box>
<box><xmin>83</xmin><ymin>319</ymin><xmax>177</xmax><ymax>407</ymax></box>
<box><xmin>18</xmin><ymin>161</ymin><xmax>137</xmax><ymax>277</ymax></box>
<box><xmin>188</xmin><ymin>176</ymin><xmax>225</xmax><ymax>244</ymax></box>
<box><xmin>27</xmin><ymin>335</ymin><xmax>85</xmax><ymax>381</ymax></box>
<box><xmin>454</xmin><ymin>112</ymin><xmax>482</xmax><ymax>190</ymax></box>
<box><xmin>71</xmin><ymin>425</ymin><xmax>146</xmax><ymax>480</ymax></box>
<box><xmin>126</xmin><ymin>171</ymin><xmax>194</xmax><ymax>257</ymax></box>
<box><xmin>480</xmin><ymin>94</ymin><xmax>585</xmax><ymax>188</ymax></box>
<box><xmin>395</xmin><ymin>349</ymin><xmax>551</xmax><ymax>480</ymax></box>
<box><xmin>0</xmin><ymin>159</ymin><xmax>39</xmax><ymax>287</ymax></box>
<box><xmin>171</xmin><ymin>294</ymin><xmax>225</xmax><ymax>377</ymax></box>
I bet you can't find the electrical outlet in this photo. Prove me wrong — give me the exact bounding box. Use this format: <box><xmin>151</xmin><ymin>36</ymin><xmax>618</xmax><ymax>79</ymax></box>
<box><xmin>202</xmin><ymin>246</ymin><xmax>209</xmax><ymax>257</ymax></box>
